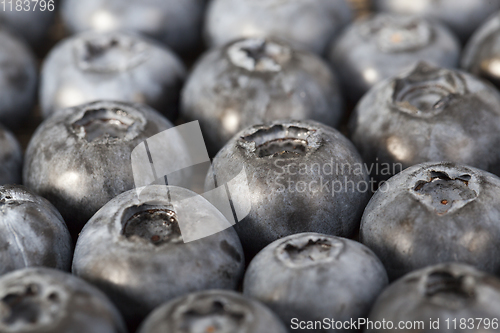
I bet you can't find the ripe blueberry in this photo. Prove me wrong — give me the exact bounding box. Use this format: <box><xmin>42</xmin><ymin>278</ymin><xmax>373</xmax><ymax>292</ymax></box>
<box><xmin>243</xmin><ymin>233</ymin><xmax>388</xmax><ymax>330</ymax></box>
<box><xmin>205</xmin><ymin>120</ymin><xmax>370</xmax><ymax>258</ymax></box>
<box><xmin>360</xmin><ymin>162</ymin><xmax>500</xmax><ymax>280</ymax></box>
<box><xmin>137</xmin><ymin>290</ymin><xmax>288</xmax><ymax>333</ymax></box>
<box><xmin>0</xmin><ymin>185</ymin><xmax>72</xmax><ymax>276</ymax></box>
<box><xmin>0</xmin><ymin>267</ymin><xmax>126</xmax><ymax>333</ymax></box>
<box><xmin>330</xmin><ymin>14</ymin><xmax>460</xmax><ymax>102</ymax></box>
<box><xmin>182</xmin><ymin>37</ymin><xmax>344</xmax><ymax>154</ymax></box>
<box><xmin>367</xmin><ymin>263</ymin><xmax>500</xmax><ymax>333</ymax></box>
<box><xmin>72</xmin><ymin>185</ymin><xmax>245</xmax><ymax>328</ymax></box>
<box><xmin>372</xmin><ymin>0</ymin><xmax>500</xmax><ymax>43</ymax></box>
<box><xmin>204</xmin><ymin>0</ymin><xmax>352</xmax><ymax>55</ymax></box>
<box><xmin>23</xmin><ymin>101</ymin><xmax>175</xmax><ymax>239</ymax></box>
<box><xmin>350</xmin><ymin>62</ymin><xmax>500</xmax><ymax>181</ymax></box>
<box><xmin>40</xmin><ymin>31</ymin><xmax>186</xmax><ymax>120</ymax></box>
<box><xmin>61</xmin><ymin>0</ymin><xmax>207</xmax><ymax>55</ymax></box>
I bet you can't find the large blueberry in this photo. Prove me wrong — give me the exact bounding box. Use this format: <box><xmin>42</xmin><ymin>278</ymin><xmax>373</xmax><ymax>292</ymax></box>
<box><xmin>0</xmin><ymin>125</ymin><xmax>22</xmax><ymax>185</ymax></box>
<box><xmin>61</xmin><ymin>0</ymin><xmax>207</xmax><ymax>55</ymax></box>
<box><xmin>367</xmin><ymin>263</ymin><xmax>500</xmax><ymax>332</ymax></box>
<box><xmin>72</xmin><ymin>185</ymin><xmax>245</xmax><ymax>328</ymax></box>
<box><xmin>204</xmin><ymin>0</ymin><xmax>352</xmax><ymax>55</ymax></box>
<box><xmin>0</xmin><ymin>185</ymin><xmax>72</xmax><ymax>276</ymax></box>
<box><xmin>0</xmin><ymin>267</ymin><xmax>126</xmax><ymax>333</ymax></box>
<box><xmin>244</xmin><ymin>233</ymin><xmax>388</xmax><ymax>332</ymax></box>
<box><xmin>137</xmin><ymin>290</ymin><xmax>287</xmax><ymax>333</ymax></box>
<box><xmin>0</xmin><ymin>29</ymin><xmax>37</xmax><ymax>129</ymax></box>
<box><xmin>360</xmin><ymin>162</ymin><xmax>500</xmax><ymax>280</ymax></box>
<box><xmin>462</xmin><ymin>11</ymin><xmax>500</xmax><ymax>89</ymax></box>
<box><xmin>330</xmin><ymin>14</ymin><xmax>460</xmax><ymax>102</ymax></box>
<box><xmin>40</xmin><ymin>31</ymin><xmax>186</xmax><ymax>120</ymax></box>
<box><xmin>182</xmin><ymin>37</ymin><xmax>344</xmax><ymax>154</ymax></box>
<box><xmin>23</xmin><ymin>101</ymin><xmax>174</xmax><ymax>239</ymax></box>
<box><xmin>205</xmin><ymin>120</ymin><xmax>370</xmax><ymax>258</ymax></box>
<box><xmin>350</xmin><ymin>62</ymin><xmax>500</xmax><ymax>182</ymax></box>
<box><xmin>372</xmin><ymin>0</ymin><xmax>500</xmax><ymax>43</ymax></box>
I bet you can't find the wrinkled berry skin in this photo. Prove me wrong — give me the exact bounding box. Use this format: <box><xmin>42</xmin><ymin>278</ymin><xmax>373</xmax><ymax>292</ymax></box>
<box><xmin>0</xmin><ymin>30</ymin><xmax>37</xmax><ymax>129</ymax></box>
<box><xmin>0</xmin><ymin>8</ymin><xmax>55</xmax><ymax>48</ymax></box>
<box><xmin>61</xmin><ymin>0</ymin><xmax>207</xmax><ymax>55</ymax></box>
<box><xmin>244</xmin><ymin>233</ymin><xmax>388</xmax><ymax>332</ymax></box>
<box><xmin>204</xmin><ymin>0</ymin><xmax>352</xmax><ymax>55</ymax></box>
<box><xmin>367</xmin><ymin>264</ymin><xmax>500</xmax><ymax>333</ymax></box>
<box><xmin>0</xmin><ymin>185</ymin><xmax>72</xmax><ymax>276</ymax></box>
<box><xmin>182</xmin><ymin>38</ymin><xmax>344</xmax><ymax>154</ymax></box>
<box><xmin>0</xmin><ymin>267</ymin><xmax>126</xmax><ymax>333</ymax></box>
<box><xmin>0</xmin><ymin>125</ymin><xmax>22</xmax><ymax>185</ymax></box>
<box><xmin>462</xmin><ymin>12</ymin><xmax>500</xmax><ymax>89</ymax></box>
<box><xmin>73</xmin><ymin>186</ymin><xmax>245</xmax><ymax>328</ymax></box>
<box><xmin>350</xmin><ymin>62</ymin><xmax>500</xmax><ymax>182</ymax></box>
<box><xmin>205</xmin><ymin>120</ymin><xmax>370</xmax><ymax>258</ymax></box>
<box><xmin>137</xmin><ymin>290</ymin><xmax>287</xmax><ymax>333</ymax></box>
<box><xmin>372</xmin><ymin>0</ymin><xmax>500</xmax><ymax>43</ymax></box>
<box><xmin>40</xmin><ymin>31</ymin><xmax>186</xmax><ymax>120</ymax></box>
<box><xmin>360</xmin><ymin>162</ymin><xmax>500</xmax><ymax>281</ymax></box>
<box><xmin>23</xmin><ymin>101</ymin><xmax>174</xmax><ymax>239</ymax></box>
<box><xmin>330</xmin><ymin>14</ymin><xmax>460</xmax><ymax>102</ymax></box>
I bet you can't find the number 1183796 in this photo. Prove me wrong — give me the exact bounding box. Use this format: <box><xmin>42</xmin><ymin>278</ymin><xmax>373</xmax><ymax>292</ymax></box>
<box><xmin>1</xmin><ymin>0</ymin><xmax>54</xmax><ymax>11</ymax></box>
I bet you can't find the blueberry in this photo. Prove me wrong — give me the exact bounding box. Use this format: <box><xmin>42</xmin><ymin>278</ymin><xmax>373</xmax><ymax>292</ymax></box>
<box><xmin>137</xmin><ymin>290</ymin><xmax>287</xmax><ymax>333</ymax></box>
<box><xmin>23</xmin><ymin>101</ymin><xmax>175</xmax><ymax>239</ymax></box>
<box><xmin>0</xmin><ymin>6</ymin><xmax>55</xmax><ymax>48</ymax></box>
<box><xmin>0</xmin><ymin>125</ymin><xmax>22</xmax><ymax>185</ymax></box>
<box><xmin>40</xmin><ymin>31</ymin><xmax>186</xmax><ymax>120</ymax></box>
<box><xmin>204</xmin><ymin>0</ymin><xmax>352</xmax><ymax>55</ymax></box>
<box><xmin>61</xmin><ymin>0</ymin><xmax>207</xmax><ymax>55</ymax></box>
<box><xmin>72</xmin><ymin>185</ymin><xmax>245</xmax><ymax>328</ymax></box>
<box><xmin>360</xmin><ymin>162</ymin><xmax>500</xmax><ymax>281</ymax></box>
<box><xmin>0</xmin><ymin>185</ymin><xmax>72</xmax><ymax>276</ymax></box>
<box><xmin>462</xmin><ymin>11</ymin><xmax>500</xmax><ymax>89</ymax></box>
<box><xmin>330</xmin><ymin>14</ymin><xmax>460</xmax><ymax>102</ymax></box>
<box><xmin>367</xmin><ymin>263</ymin><xmax>500</xmax><ymax>333</ymax></box>
<box><xmin>372</xmin><ymin>0</ymin><xmax>500</xmax><ymax>43</ymax></box>
<box><xmin>182</xmin><ymin>37</ymin><xmax>344</xmax><ymax>154</ymax></box>
<box><xmin>205</xmin><ymin>120</ymin><xmax>370</xmax><ymax>258</ymax></box>
<box><xmin>0</xmin><ymin>267</ymin><xmax>126</xmax><ymax>333</ymax></box>
<box><xmin>243</xmin><ymin>233</ymin><xmax>388</xmax><ymax>331</ymax></box>
<box><xmin>0</xmin><ymin>29</ymin><xmax>37</xmax><ymax>129</ymax></box>
<box><xmin>350</xmin><ymin>62</ymin><xmax>500</xmax><ymax>182</ymax></box>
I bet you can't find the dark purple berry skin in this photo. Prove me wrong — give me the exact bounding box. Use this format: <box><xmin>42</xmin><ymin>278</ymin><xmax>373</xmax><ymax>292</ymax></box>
<box><xmin>61</xmin><ymin>0</ymin><xmax>207</xmax><ymax>55</ymax></box>
<box><xmin>360</xmin><ymin>162</ymin><xmax>500</xmax><ymax>281</ymax></box>
<box><xmin>40</xmin><ymin>31</ymin><xmax>186</xmax><ymax>120</ymax></box>
<box><xmin>205</xmin><ymin>119</ymin><xmax>370</xmax><ymax>258</ymax></box>
<box><xmin>182</xmin><ymin>37</ymin><xmax>344</xmax><ymax>154</ymax></box>
<box><xmin>73</xmin><ymin>186</ymin><xmax>245</xmax><ymax>328</ymax></box>
<box><xmin>350</xmin><ymin>62</ymin><xmax>500</xmax><ymax>182</ymax></box>
<box><xmin>137</xmin><ymin>290</ymin><xmax>288</xmax><ymax>333</ymax></box>
<box><xmin>0</xmin><ymin>7</ymin><xmax>55</xmax><ymax>48</ymax></box>
<box><xmin>0</xmin><ymin>29</ymin><xmax>37</xmax><ymax>129</ymax></box>
<box><xmin>243</xmin><ymin>233</ymin><xmax>388</xmax><ymax>332</ymax></box>
<box><xmin>204</xmin><ymin>0</ymin><xmax>353</xmax><ymax>56</ymax></box>
<box><xmin>0</xmin><ymin>185</ymin><xmax>72</xmax><ymax>276</ymax></box>
<box><xmin>0</xmin><ymin>125</ymin><xmax>22</xmax><ymax>185</ymax></box>
<box><xmin>23</xmin><ymin>101</ymin><xmax>174</xmax><ymax>239</ymax></box>
<box><xmin>330</xmin><ymin>14</ymin><xmax>460</xmax><ymax>102</ymax></box>
<box><xmin>462</xmin><ymin>11</ymin><xmax>500</xmax><ymax>89</ymax></box>
<box><xmin>0</xmin><ymin>267</ymin><xmax>127</xmax><ymax>333</ymax></box>
<box><xmin>372</xmin><ymin>0</ymin><xmax>500</xmax><ymax>43</ymax></box>
<box><xmin>367</xmin><ymin>264</ymin><xmax>500</xmax><ymax>333</ymax></box>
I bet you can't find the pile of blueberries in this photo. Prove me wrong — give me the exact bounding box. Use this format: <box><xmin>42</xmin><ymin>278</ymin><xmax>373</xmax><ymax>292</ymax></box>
<box><xmin>3</xmin><ymin>0</ymin><xmax>500</xmax><ymax>332</ymax></box>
